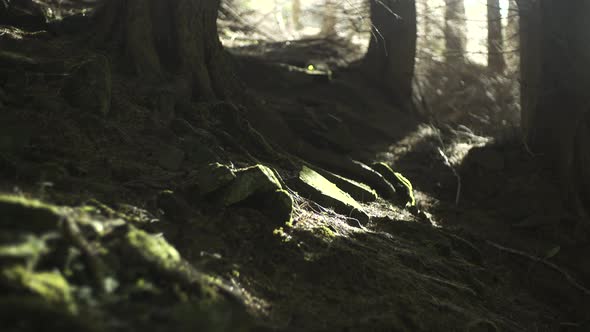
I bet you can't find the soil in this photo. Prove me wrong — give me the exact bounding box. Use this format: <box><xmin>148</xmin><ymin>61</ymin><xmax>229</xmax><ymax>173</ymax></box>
<box><xmin>1</xmin><ymin>3</ymin><xmax>589</xmax><ymax>332</ymax></box>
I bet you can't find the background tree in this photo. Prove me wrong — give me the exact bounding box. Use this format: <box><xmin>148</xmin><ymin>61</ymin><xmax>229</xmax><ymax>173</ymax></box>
<box><xmin>362</xmin><ymin>0</ymin><xmax>417</xmax><ymax>108</ymax></box>
<box><xmin>505</xmin><ymin>0</ymin><xmax>519</xmax><ymax>72</ymax></box>
<box><xmin>95</xmin><ymin>0</ymin><xmax>236</xmax><ymax>102</ymax></box>
<box><xmin>444</xmin><ymin>0</ymin><xmax>466</xmax><ymax>63</ymax></box>
<box><xmin>487</xmin><ymin>0</ymin><xmax>506</xmax><ymax>72</ymax></box>
<box><xmin>518</xmin><ymin>0</ymin><xmax>590</xmax><ymax>219</ymax></box>
<box><xmin>292</xmin><ymin>0</ymin><xmax>302</xmax><ymax>31</ymax></box>
<box><xmin>320</xmin><ymin>0</ymin><xmax>337</xmax><ymax>36</ymax></box>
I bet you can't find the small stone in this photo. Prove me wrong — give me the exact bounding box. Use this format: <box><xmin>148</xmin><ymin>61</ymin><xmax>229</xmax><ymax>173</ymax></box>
<box><xmin>221</xmin><ymin>165</ymin><xmax>283</xmax><ymax>206</ymax></box>
<box><xmin>372</xmin><ymin>162</ymin><xmax>415</xmax><ymax>207</ymax></box>
<box><xmin>262</xmin><ymin>189</ymin><xmax>294</xmax><ymax>226</ymax></box>
<box><xmin>157</xmin><ymin>146</ymin><xmax>185</xmax><ymax>171</ymax></box>
<box><xmin>314</xmin><ymin>168</ymin><xmax>378</xmax><ymax>203</ymax></box>
<box><xmin>123</xmin><ymin>226</ymin><xmax>181</xmax><ymax>273</ymax></box>
<box><xmin>289</xmin><ymin>166</ymin><xmax>369</xmax><ymax>225</ymax></box>
<box><xmin>184</xmin><ymin>163</ymin><xmax>236</xmax><ymax>197</ymax></box>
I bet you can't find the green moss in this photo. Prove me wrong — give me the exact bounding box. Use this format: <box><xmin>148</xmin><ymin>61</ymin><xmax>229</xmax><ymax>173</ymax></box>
<box><xmin>0</xmin><ymin>195</ymin><xmax>62</xmax><ymax>232</ymax></box>
<box><xmin>315</xmin><ymin>226</ymin><xmax>336</xmax><ymax>239</ymax></box>
<box><xmin>125</xmin><ymin>226</ymin><xmax>181</xmax><ymax>271</ymax></box>
<box><xmin>0</xmin><ymin>234</ymin><xmax>52</xmax><ymax>268</ymax></box>
<box><xmin>1</xmin><ymin>266</ymin><xmax>77</xmax><ymax>314</ymax></box>
<box><xmin>372</xmin><ymin>162</ymin><xmax>416</xmax><ymax>207</ymax></box>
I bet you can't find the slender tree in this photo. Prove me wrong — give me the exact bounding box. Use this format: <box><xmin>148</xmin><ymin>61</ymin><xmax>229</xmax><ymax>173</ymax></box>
<box><xmin>292</xmin><ymin>0</ymin><xmax>302</xmax><ymax>31</ymax></box>
<box><xmin>444</xmin><ymin>0</ymin><xmax>466</xmax><ymax>63</ymax></box>
<box><xmin>363</xmin><ymin>0</ymin><xmax>417</xmax><ymax>108</ymax></box>
<box><xmin>518</xmin><ymin>0</ymin><xmax>590</xmax><ymax>219</ymax></box>
<box><xmin>320</xmin><ymin>0</ymin><xmax>337</xmax><ymax>36</ymax></box>
<box><xmin>487</xmin><ymin>0</ymin><xmax>506</xmax><ymax>72</ymax></box>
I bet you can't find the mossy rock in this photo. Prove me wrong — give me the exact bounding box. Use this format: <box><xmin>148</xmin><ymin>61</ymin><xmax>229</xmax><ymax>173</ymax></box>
<box><xmin>314</xmin><ymin>168</ymin><xmax>378</xmax><ymax>203</ymax></box>
<box><xmin>261</xmin><ymin>189</ymin><xmax>294</xmax><ymax>226</ymax></box>
<box><xmin>0</xmin><ymin>266</ymin><xmax>77</xmax><ymax>315</ymax></box>
<box><xmin>372</xmin><ymin>162</ymin><xmax>415</xmax><ymax>207</ymax></box>
<box><xmin>0</xmin><ymin>195</ymin><xmax>62</xmax><ymax>232</ymax></box>
<box><xmin>184</xmin><ymin>163</ymin><xmax>236</xmax><ymax>198</ymax></box>
<box><xmin>290</xmin><ymin>166</ymin><xmax>369</xmax><ymax>225</ymax></box>
<box><xmin>221</xmin><ymin>165</ymin><xmax>283</xmax><ymax>206</ymax></box>
<box><xmin>123</xmin><ymin>225</ymin><xmax>182</xmax><ymax>274</ymax></box>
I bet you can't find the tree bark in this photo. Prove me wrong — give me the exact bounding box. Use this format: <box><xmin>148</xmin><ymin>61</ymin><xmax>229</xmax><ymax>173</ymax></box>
<box><xmin>518</xmin><ymin>0</ymin><xmax>590</xmax><ymax>219</ymax></box>
<box><xmin>94</xmin><ymin>0</ymin><xmax>235</xmax><ymax>101</ymax></box>
<box><xmin>320</xmin><ymin>0</ymin><xmax>337</xmax><ymax>36</ymax></box>
<box><xmin>292</xmin><ymin>0</ymin><xmax>302</xmax><ymax>31</ymax></box>
<box><xmin>363</xmin><ymin>0</ymin><xmax>417</xmax><ymax>108</ymax></box>
<box><xmin>487</xmin><ymin>0</ymin><xmax>506</xmax><ymax>73</ymax></box>
<box><xmin>444</xmin><ymin>0</ymin><xmax>466</xmax><ymax>63</ymax></box>
<box><xmin>505</xmin><ymin>0</ymin><xmax>519</xmax><ymax>72</ymax></box>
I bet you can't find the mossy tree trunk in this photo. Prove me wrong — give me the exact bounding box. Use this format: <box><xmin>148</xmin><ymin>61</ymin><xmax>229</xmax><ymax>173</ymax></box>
<box><xmin>444</xmin><ymin>0</ymin><xmax>466</xmax><ymax>63</ymax></box>
<box><xmin>94</xmin><ymin>0</ymin><xmax>235</xmax><ymax>101</ymax></box>
<box><xmin>363</xmin><ymin>0</ymin><xmax>417</xmax><ymax>108</ymax></box>
<box><xmin>487</xmin><ymin>0</ymin><xmax>506</xmax><ymax>73</ymax></box>
<box><xmin>518</xmin><ymin>0</ymin><xmax>590</xmax><ymax>219</ymax></box>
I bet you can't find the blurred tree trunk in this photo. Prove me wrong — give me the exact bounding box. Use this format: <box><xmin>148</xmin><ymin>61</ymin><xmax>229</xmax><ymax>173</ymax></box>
<box><xmin>518</xmin><ymin>0</ymin><xmax>590</xmax><ymax>219</ymax></box>
<box><xmin>363</xmin><ymin>0</ymin><xmax>417</xmax><ymax>108</ymax></box>
<box><xmin>444</xmin><ymin>0</ymin><xmax>466</xmax><ymax>63</ymax></box>
<box><xmin>94</xmin><ymin>0</ymin><xmax>236</xmax><ymax>101</ymax></box>
<box><xmin>320</xmin><ymin>0</ymin><xmax>337</xmax><ymax>36</ymax></box>
<box><xmin>487</xmin><ymin>0</ymin><xmax>506</xmax><ymax>73</ymax></box>
<box><xmin>292</xmin><ymin>0</ymin><xmax>302</xmax><ymax>31</ymax></box>
<box><xmin>505</xmin><ymin>0</ymin><xmax>519</xmax><ymax>72</ymax></box>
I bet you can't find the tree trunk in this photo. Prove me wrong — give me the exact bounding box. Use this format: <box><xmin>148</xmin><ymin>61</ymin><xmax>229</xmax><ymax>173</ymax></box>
<box><xmin>487</xmin><ymin>0</ymin><xmax>506</xmax><ymax>73</ymax></box>
<box><xmin>292</xmin><ymin>0</ymin><xmax>302</xmax><ymax>31</ymax></box>
<box><xmin>505</xmin><ymin>0</ymin><xmax>519</xmax><ymax>72</ymax></box>
<box><xmin>444</xmin><ymin>0</ymin><xmax>466</xmax><ymax>63</ymax></box>
<box><xmin>320</xmin><ymin>0</ymin><xmax>337</xmax><ymax>36</ymax></box>
<box><xmin>518</xmin><ymin>0</ymin><xmax>590</xmax><ymax>219</ymax></box>
<box><xmin>94</xmin><ymin>0</ymin><xmax>235</xmax><ymax>101</ymax></box>
<box><xmin>363</xmin><ymin>0</ymin><xmax>417</xmax><ymax>108</ymax></box>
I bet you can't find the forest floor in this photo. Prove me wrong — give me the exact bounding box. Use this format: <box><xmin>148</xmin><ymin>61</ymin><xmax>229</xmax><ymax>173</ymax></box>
<box><xmin>1</xmin><ymin>6</ymin><xmax>590</xmax><ymax>332</ymax></box>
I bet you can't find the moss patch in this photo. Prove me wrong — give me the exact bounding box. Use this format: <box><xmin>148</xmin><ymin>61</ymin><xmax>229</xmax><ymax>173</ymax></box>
<box><xmin>1</xmin><ymin>266</ymin><xmax>77</xmax><ymax>314</ymax></box>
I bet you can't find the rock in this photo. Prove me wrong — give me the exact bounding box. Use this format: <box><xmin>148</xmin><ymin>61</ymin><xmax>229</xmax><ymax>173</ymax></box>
<box><xmin>289</xmin><ymin>166</ymin><xmax>369</xmax><ymax>225</ymax></box>
<box><xmin>184</xmin><ymin>163</ymin><xmax>236</xmax><ymax>198</ymax></box>
<box><xmin>62</xmin><ymin>55</ymin><xmax>111</xmax><ymax>116</ymax></box>
<box><xmin>0</xmin><ymin>195</ymin><xmax>61</xmax><ymax>232</ymax></box>
<box><xmin>157</xmin><ymin>146</ymin><xmax>185</xmax><ymax>171</ymax></box>
<box><xmin>261</xmin><ymin>189</ymin><xmax>294</xmax><ymax>226</ymax></box>
<box><xmin>314</xmin><ymin>168</ymin><xmax>378</xmax><ymax>203</ymax></box>
<box><xmin>350</xmin><ymin>160</ymin><xmax>397</xmax><ymax>200</ymax></box>
<box><xmin>0</xmin><ymin>266</ymin><xmax>77</xmax><ymax>314</ymax></box>
<box><xmin>123</xmin><ymin>226</ymin><xmax>181</xmax><ymax>273</ymax></box>
<box><xmin>372</xmin><ymin>162</ymin><xmax>415</xmax><ymax>207</ymax></box>
<box><xmin>221</xmin><ymin>165</ymin><xmax>283</xmax><ymax>206</ymax></box>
